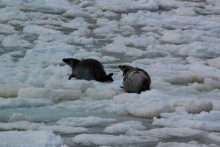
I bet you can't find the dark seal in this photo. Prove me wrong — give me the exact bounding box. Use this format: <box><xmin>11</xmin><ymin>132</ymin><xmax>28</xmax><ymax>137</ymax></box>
<box><xmin>119</xmin><ymin>65</ymin><xmax>151</xmax><ymax>94</ymax></box>
<box><xmin>63</xmin><ymin>58</ymin><xmax>113</xmax><ymax>82</ymax></box>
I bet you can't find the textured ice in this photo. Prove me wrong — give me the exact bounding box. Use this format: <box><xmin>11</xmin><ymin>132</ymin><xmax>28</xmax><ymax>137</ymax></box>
<box><xmin>84</xmin><ymin>87</ymin><xmax>118</xmax><ymax>100</ymax></box>
<box><xmin>95</xmin><ymin>0</ymin><xmax>159</xmax><ymax>12</ymax></box>
<box><xmin>23</xmin><ymin>25</ymin><xmax>63</xmax><ymax>35</ymax></box>
<box><xmin>0</xmin><ymin>24</ymin><xmax>16</xmax><ymax>34</ymax></box>
<box><xmin>104</xmin><ymin>121</ymin><xmax>146</xmax><ymax>133</ymax></box>
<box><xmin>62</xmin><ymin>7</ymin><xmax>90</xmax><ymax>18</ymax></box>
<box><xmin>0</xmin><ymin>130</ymin><xmax>63</xmax><ymax>147</ymax></box>
<box><xmin>0</xmin><ymin>7</ymin><xmax>28</xmax><ymax>22</ymax></box>
<box><xmin>9</xmin><ymin>113</ymin><xmax>28</xmax><ymax>122</ymax></box>
<box><xmin>2</xmin><ymin>34</ymin><xmax>32</xmax><ymax>48</ymax></box>
<box><xmin>1</xmin><ymin>0</ymin><xmax>220</xmax><ymax>146</ymax></box>
<box><xmin>57</xmin><ymin>116</ymin><xmax>116</xmax><ymax>127</ymax></box>
<box><xmin>0</xmin><ymin>119</ymin><xmax>88</xmax><ymax>134</ymax></box>
<box><xmin>0</xmin><ymin>97</ymin><xmax>53</xmax><ymax>109</ymax></box>
<box><xmin>1</xmin><ymin>0</ymin><xmax>71</xmax><ymax>11</ymax></box>
<box><xmin>72</xmin><ymin>134</ymin><xmax>142</xmax><ymax>146</ymax></box>
<box><xmin>0</xmin><ymin>84</ymin><xmax>31</xmax><ymax>98</ymax></box>
<box><xmin>61</xmin><ymin>17</ymin><xmax>90</xmax><ymax>29</ymax></box>
<box><xmin>156</xmin><ymin>142</ymin><xmax>217</xmax><ymax>147</ymax></box>
<box><xmin>153</xmin><ymin>110</ymin><xmax>220</xmax><ymax>132</ymax></box>
<box><xmin>18</xmin><ymin>87</ymin><xmax>81</xmax><ymax>102</ymax></box>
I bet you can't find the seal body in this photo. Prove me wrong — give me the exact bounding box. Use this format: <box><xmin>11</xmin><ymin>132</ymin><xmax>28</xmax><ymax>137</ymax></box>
<box><xmin>63</xmin><ymin>58</ymin><xmax>113</xmax><ymax>82</ymax></box>
<box><xmin>119</xmin><ymin>65</ymin><xmax>151</xmax><ymax>93</ymax></box>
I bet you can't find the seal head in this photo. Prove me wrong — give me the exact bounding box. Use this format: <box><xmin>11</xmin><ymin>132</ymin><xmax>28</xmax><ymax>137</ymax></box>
<box><xmin>63</xmin><ymin>58</ymin><xmax>113</xmax><ymax>82</ymax></box>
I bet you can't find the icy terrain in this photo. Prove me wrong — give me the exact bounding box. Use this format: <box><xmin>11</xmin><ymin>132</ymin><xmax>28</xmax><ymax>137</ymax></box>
<box><xmin>0</xmin><ymin>0</ymin><xmax>220</xmax><ymax>146</ymax></box>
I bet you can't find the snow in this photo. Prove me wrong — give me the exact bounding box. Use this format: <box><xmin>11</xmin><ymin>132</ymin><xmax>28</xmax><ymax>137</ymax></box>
<box><xmin>0</xmin><ymin>0</ymin><xmax>220</xmax><ymax>146</ymax></box>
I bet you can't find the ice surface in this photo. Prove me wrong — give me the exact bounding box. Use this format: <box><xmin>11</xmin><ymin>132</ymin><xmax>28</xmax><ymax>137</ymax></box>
<box><xmin>153</xmin><ymin>110</ymin><xmax>220</xmax><ymax>132</ymax></box>
<box><xmin>57</xmin><ymin>116</ymin><xmax>116</xmax><ymax>127</ymax></box>
<box><xmin>72</xmin><ymin>134</ymin><xmax>142</xmax><ymax>146</ymax></box>
<box><xmin>2</xmin><ymin>34</ymin><xmax>32</xmax><ymax>48</ymax></box>
<box><xmin>0</xmin><ymin>130</ymin><xmax>63</xmax><ymax>147</ymax></box>
<box><xmin>156</xmin><ymin>142</ymin><xmax>217</xmax><ymax>147</ymax></box>
<box><xmin>103</xmin><ymin>121</ymin><xmax>146</xmax><ymax>133</ymax></box>
<box><xmin>18</xmin><ymin>87</ymin><xmax>81</xmax><ymax>102</ymax></box>
<box><xmin>1</xmin><ymin>0</ymin><xmax>220</xmax><ymax>146</ymax></box>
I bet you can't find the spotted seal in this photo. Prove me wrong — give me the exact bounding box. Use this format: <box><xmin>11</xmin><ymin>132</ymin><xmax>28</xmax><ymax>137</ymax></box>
<box><xmin>63</xmin><ymin>58</ymin><xmax>113</xmax><ymax>82</ymax></box>
<box><xmin>119</xmin><ymin>65</ymin><xmax>151</xmax><ymax>93</ymax></box>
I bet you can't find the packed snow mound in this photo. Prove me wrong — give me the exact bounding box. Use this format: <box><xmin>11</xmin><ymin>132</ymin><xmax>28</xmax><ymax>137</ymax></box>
<box><xmin>18</xmin><ymin>87</ymin><xmax>81</xmax><ymax>102</ymax></box>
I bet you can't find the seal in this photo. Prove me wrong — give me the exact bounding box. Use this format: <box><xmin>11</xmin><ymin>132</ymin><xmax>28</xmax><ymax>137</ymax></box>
<box><xmin>63</xmin><ymin>58</ymin><xmax>113</xmax><ymax>82</ymax></box>
<box><xmin>119</xmin><ymin>65</ymin><xmax>151</xmax><ymax>94</ymax></box>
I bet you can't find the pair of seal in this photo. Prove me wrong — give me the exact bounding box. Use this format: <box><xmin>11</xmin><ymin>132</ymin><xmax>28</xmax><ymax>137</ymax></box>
<box><xmin>119</xmin><ymin>65</ymin><xmax>151</xmax><ymax>94</ymax></box>
<box><xmin>63</xmin><ymin>58</ymin><xmax>113</xmax><ymax>82</ymax></box>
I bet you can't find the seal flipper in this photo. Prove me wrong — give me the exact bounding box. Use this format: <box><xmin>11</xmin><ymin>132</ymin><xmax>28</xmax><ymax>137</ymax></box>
<box><xmin>69</xmin><ymin>73</ymin><xmax>75</xmax><ymax>80</ymax></box>
<box><xmin>96</xmin><ymin>73</ymin><xmax>113</xmax><ymax>82</ymax></box>
<box><xmin>106</xmin><ymin>73</ymin><xmax>113</xmax><ymax>81</ymax></box>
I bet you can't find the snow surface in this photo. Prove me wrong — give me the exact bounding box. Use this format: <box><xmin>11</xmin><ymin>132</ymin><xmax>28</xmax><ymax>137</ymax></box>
<box><xmin>0</xmin><ymin>0</ymin><xmax>220</xmax><ymax>146</ymax></box>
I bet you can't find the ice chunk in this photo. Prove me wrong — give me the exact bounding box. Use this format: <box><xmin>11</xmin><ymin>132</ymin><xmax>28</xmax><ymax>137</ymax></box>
<box><xmin>23</xmin><ymin>45</ymin><xmax>76</xmax><ymax>65</ymax></box>
<box><xmin>95</xmin><ymin>0</ymin><xmax>158</xmax><ymax>12</ymax></box>
<box><xmin>1</xmin><ymin>0</ymin><xmax>71</xmax><ymax>12</ymax></box>
<box><xmin>57</xmin><ymin>116</ymin><xmax>116</xmax><ymax>127</ymax></box>
<box><xmin>0</xmin><ymin>97</ymin><xmax>53</xmax><ymax>109</ymax></box>
<box><xmin>164</xmin><ymin>75</ymin><xmax>193</xmax><ymax>84</ymax></box>
<box><xmin>39</xmin><ymin>125</ymin><xmax>88</xmax><ymax>134</ymax></box>
<box><xmin>23</xmin><ymin>25</ymin><xmax>63</xmax><ymax>35</ymax></box>
<box><xmin>127</xmin><ymin>101</ymin><xmax>173</xmax><ymax>118</ymax></box>
<box><xmin>204</xmin><ymin>78</ymin><xmax>220</xmax><ymax>89</ymax></box>
<box><xmin>80</xmin><ymin>1</ymin><xmax>94</xmax><ymax>8</ymax></box>
<box><xmin>18</xmin><ymin>87</ymin><xmax>81</xmax><ymax>102</ymax></box>
<box><xmin>2</xmin><ymin>34</ymin><xmax>32</xmax><ymax>48</ymax></box>
<box><xmin>0</xmin><ymin>130</ymin><xmax>63</xmax><ymax>147</ymax></box>
<box><xmin>84</xmin><ymin>87</ymin><xmax>118</xmax><ymax>100</ymax></box>
<box><xmin>0</xmin><ymin>84</ymin><xmax>31</xmax><ymax>98</ymax></box>
<box><xmin>64</xmin><ymin>80</ymin><xmax>95</xmax><ymax>93</ymax></box>
<box><xmin>113</xmin><ymin>93</ymin><xmax>139</xmax><ymax>104</ymax></box>
<box><xmin>174</xmin><ymin>6</ymin><xmax>197</xmax><ymax>16</ymax></box>
<box><xmin>0</xmin><ymin>121</ymin><xmax>41</xmax><ymax>131</ymax></box>
<box><xmin>205</xmin><ymin>57</ymin><xmax>220</xmax><ymax>69</ymax></box>
<box><xmin>72</xmin><ymin>134</ymin><xmax>142</xmax><ymax>146</ymax></box>
<box><xmin>156</xmin><ymin>141</ymin><xmax>215</xmax><ymax>147</ymax></box>
<box><xmin>104</xmin><ymin>121</ymin><xmax>146</xmax><ymax>133</ymax></box>
<box><xmin>62</xmin><ymin>7</ymin><xmax>90</xmax><ymax>18</ymax></box>
<box><xmin>9</xmin><ymin>113</ymin><xmax>28</xmax><ymax>122</ymax></box>
<box><xmin>127</xmin><ymin>90</ymin><xmax>174</xmax><ymax>118</ymax></box>
<box><xmin>0</xmin><ymin>7</ymin><xmax>28</xmax><ymax>22</ymax></box>
<box><xmin>61</xmin><ymin>17</ymin><xmax>90</xmax><ymax>29</ymax></box>
<box><xmin>153</xmin><ymin>110</ymin><xmax>220</xmax><ymax>132</ymax></box>
<box><xmin>173</xmin><ymin>99</ymin><xmax>213</xmax><ymax>114</ymax></box>
<box><xmin>0</xmin><ymin>24</ymin><xmax>16</xmax><ymax>34</ymax></box>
